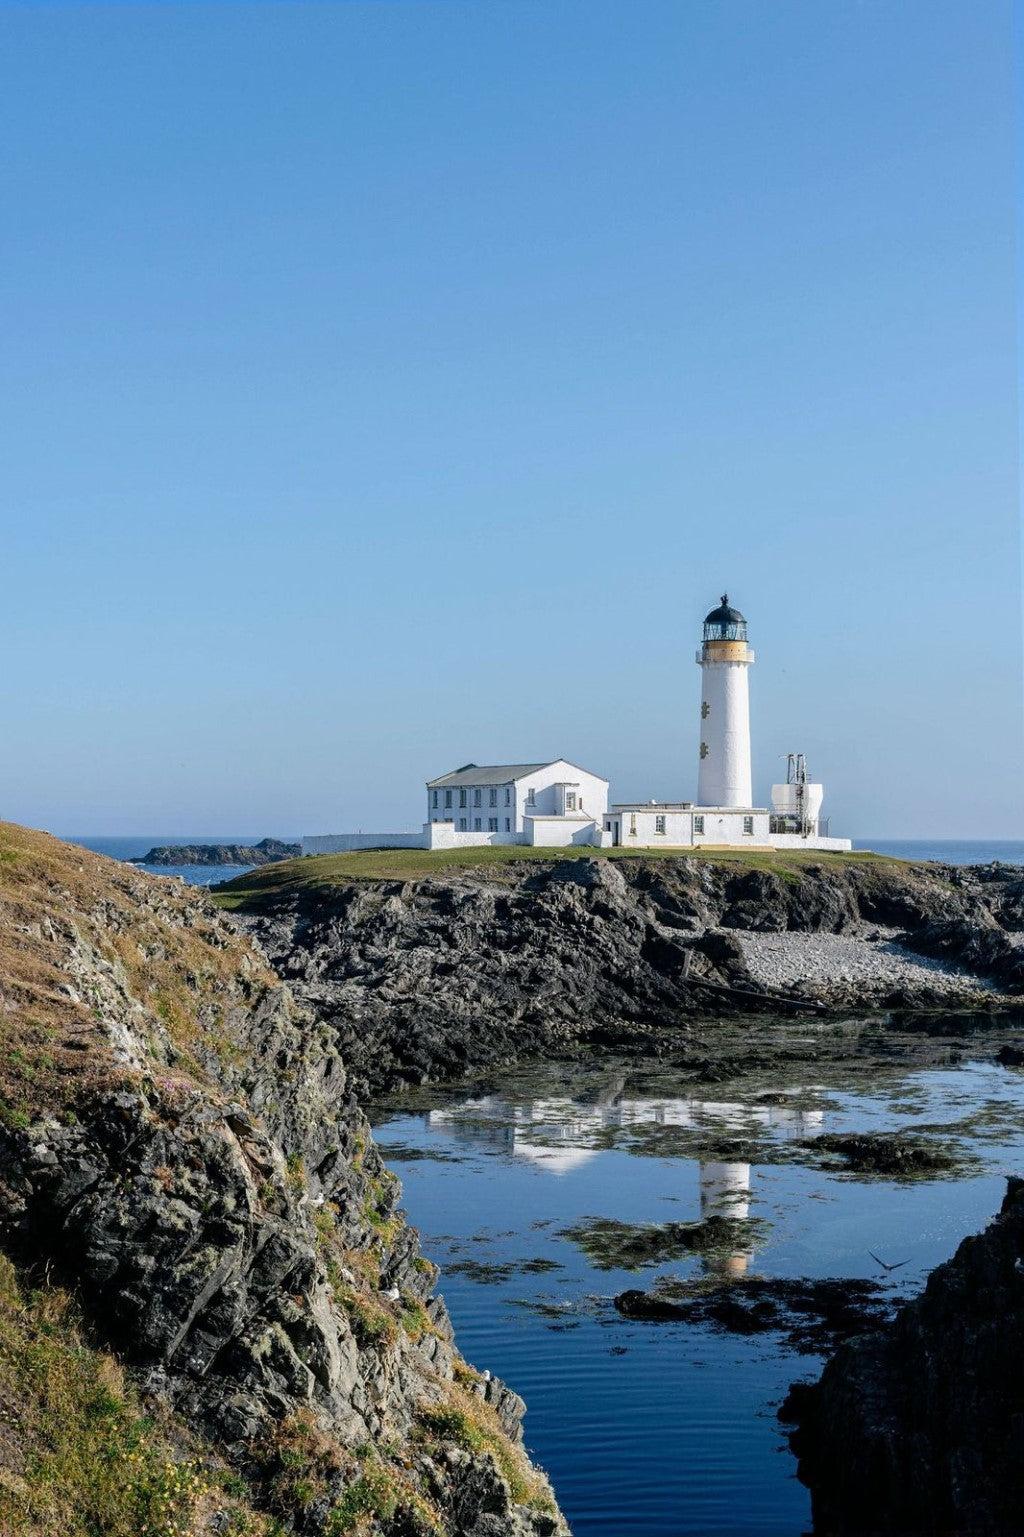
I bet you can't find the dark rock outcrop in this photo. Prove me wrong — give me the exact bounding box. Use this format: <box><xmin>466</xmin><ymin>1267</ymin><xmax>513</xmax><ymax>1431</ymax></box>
<box><xmin>139</xmin><ymin>838</ymin><xmax>300</xmax><ymax>866</ymax></box>
<box><xmin>789</xmin><ymin>1177</ymin><xmax>1024</xmax><ymax>1534</ymax></box>
<box><xmin>0</xmin><ymin>823</ymin><xmax>565</xmax><ymax>1536</ymax></box>
<box><xmin>225</xmin><ymin>856</ymin><xmax>1024</xmax><ymax>1095</ymax></box>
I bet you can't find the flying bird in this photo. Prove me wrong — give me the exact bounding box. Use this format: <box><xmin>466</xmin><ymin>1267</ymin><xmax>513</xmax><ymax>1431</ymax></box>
<box><xmin>869</xmin><ymin>1250</ymin><xmax>910</xmax><ymax>1274</ymax></box>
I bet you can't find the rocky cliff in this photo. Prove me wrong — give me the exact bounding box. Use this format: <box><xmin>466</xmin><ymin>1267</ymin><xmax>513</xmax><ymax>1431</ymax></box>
<box><xmin>220</xmin><ymin>853</ymin><xmax>1024</xmax><ymax>1096</ymax></box>
<box><xmin>0</xmin><ymin>823</ymin><xmax>566</xmax><ymax>1537</ymax></box>
<box><xmin>788</xmin><ymin>1176</ymin><xmax>1024</xmax><ymax>1534</ymax></box>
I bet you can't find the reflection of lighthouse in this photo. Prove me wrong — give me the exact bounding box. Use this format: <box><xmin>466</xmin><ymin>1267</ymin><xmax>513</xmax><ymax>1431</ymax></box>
<box><xmin>700</xmin><ymin>1161</ymin><xmax>753</xmax><ymax>1278</ymax></box>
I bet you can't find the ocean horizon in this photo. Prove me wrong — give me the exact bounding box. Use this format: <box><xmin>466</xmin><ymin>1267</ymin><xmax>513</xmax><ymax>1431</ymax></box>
<box><xmin>60</xmin><ymin>833</ymin><xmax>1024</xmax><ymax>878</ymax></box>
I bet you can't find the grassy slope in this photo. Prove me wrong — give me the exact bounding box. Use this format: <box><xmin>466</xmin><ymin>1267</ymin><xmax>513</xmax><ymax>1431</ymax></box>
<box><xmin>0</xmin><ymin>825</ymin><xmax>280</xmax><ymax>1533</ymax></box>
<box><xmin>0</xmin><ymin>820</ymin><xmax>275</xmax><ymax>1128</ymax></box>
<box><xmin>0</xmin><ymin>823</ymin><xmax>562</xmax><ymax>1537</ymax></box>
<box><xmin>212</xmin><ymin>843</ymin><xmax>896</xmax><ymax>911</ymax></box>
<box><xmin>0</xmin><ymin>1255</ymin><xmax>271</xmax><ymax>1537</ymax></box>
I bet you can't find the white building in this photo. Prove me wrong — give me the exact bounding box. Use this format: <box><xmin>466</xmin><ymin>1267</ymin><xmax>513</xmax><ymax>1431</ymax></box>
<box><xmin>425</xmin><ymin>761</ymin><xmax>609</xmax><ymax>848</ymax></box>
<box><xmin>304</xmin><ymin>759</ymin><xmax>609</xmax><ymax>854</ymax></box>
<box><xmin>302</xmin><ymin>594</ymin><xmax>851</xmax><ymax>856</ymax></box>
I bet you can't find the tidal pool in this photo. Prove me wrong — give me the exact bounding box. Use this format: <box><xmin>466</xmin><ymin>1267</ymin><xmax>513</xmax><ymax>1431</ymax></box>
<box><xmin>369</xmin><ymin>1046</ymin><xmax>1024</xmax><ymax>1536</ymax></box>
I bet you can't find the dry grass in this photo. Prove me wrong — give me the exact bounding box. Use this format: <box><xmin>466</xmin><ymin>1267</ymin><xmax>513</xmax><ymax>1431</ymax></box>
<box><xmin>0</xmin><ymin>821</ymin><xmax>277</xmax><ymax>1125</ymax></box>
<box><xmin>416</xmin><ymin>1387</ymin><xmax>555</xmax><ymax>1512</ymax></box>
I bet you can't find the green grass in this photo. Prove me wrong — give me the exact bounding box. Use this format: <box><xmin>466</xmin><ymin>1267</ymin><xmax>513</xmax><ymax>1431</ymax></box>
<box><xmin>0</xmin><ymin>1254</ymin><xmax>273</xmax><ymax>1537</ymax></box>
<box><xmin>213</xmin><ymin>843</ymin><xmax>897</xmax><ymax>910</ymax></box>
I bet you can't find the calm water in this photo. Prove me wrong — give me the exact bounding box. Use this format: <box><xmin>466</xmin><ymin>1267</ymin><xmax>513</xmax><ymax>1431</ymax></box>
<box><xmin>60</xmin><ymin>834</ymin><xmax>298</xmax><ymax>886</ymax></box>
<box><xmin>370</xmin><ymin>1050</ymin><xmax>1024</xmax><ymax>1537</ymax></box>
<box><xmin>855</xmin><ymin>838</ymin><xmax>1024</xmax><ymax>865</ymax></box>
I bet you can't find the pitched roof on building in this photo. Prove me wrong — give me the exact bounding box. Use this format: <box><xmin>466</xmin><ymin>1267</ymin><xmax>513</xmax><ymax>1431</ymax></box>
<box><xmin>426</xmin><ymin>762</ymin><xmax>549</xmax><ymax>789</ymax></box>
<box><xmin>427</xmin><ymin>760</ymin><xmax>609</xmax><ymax>789</ymax></box>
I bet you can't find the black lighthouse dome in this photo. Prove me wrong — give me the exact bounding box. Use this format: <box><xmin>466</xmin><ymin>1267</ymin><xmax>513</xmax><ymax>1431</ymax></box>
<box><xmin>703</xmin><ymin>594</ymin><xmax>747</xmax><ymax>642</ymax></box>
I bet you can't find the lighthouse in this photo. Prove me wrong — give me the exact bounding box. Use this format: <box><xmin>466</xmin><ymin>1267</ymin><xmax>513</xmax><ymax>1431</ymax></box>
<box><xmin>696</xmin><ymin>594</ymin><xmax>754</xmax><ymax>807</ymax></box>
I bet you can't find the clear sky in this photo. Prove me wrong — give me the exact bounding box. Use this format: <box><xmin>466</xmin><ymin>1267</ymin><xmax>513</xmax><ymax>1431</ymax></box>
<box><xmin>0</xmin><ymin>0</ymin><xmax>1019</xmax><ymax>839</ymax></box>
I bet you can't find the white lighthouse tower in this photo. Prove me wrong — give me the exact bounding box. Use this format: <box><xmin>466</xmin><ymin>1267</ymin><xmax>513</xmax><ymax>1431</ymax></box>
<box><xmin>696</xmin><ymin>594</ymin><xmax>754</xmax><ymax>807</ymax></box>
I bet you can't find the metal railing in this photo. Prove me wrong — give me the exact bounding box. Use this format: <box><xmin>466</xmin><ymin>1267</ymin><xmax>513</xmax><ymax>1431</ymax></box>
<box><xmin>770</xmin><ymin>815</ymin><xmax>829</xmax><ymax>838</ymax></box>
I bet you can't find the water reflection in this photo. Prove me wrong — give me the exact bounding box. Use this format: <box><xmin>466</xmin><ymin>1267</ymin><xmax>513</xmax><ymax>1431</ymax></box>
<box><xmin>373</xmin><ymin>1058</ymin><xmax>1024</xmax><ymax>1537</ymax></box>
<box><xmin>423</xmin><ymin>1081</ymin><xmax>826</xmax><ymax>1275</ymax></box>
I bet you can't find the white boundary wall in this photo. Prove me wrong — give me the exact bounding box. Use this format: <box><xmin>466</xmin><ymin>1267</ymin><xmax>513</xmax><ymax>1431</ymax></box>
<box><xmin>301</xmin><ymin>833</ymin><xmax>425</xmax><ymax>855</ymax></box>
<box><xmin>523</xmin><ymin>815</ymin><xmax>603</xmax><ymax>848</ymax></box>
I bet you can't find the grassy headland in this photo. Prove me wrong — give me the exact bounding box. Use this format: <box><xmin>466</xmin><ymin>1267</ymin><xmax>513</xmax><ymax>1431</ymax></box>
<box><xmin>213</xmin><ymin>843</ymin><xmax>893</xmax><ymax>911</ymax></box>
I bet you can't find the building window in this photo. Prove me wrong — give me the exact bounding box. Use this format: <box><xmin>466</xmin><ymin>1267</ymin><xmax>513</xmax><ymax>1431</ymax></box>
<box><xmin>505</xmin><ymin>787</ymin><xmax>511</xmax><ymax>805</ymax></box>
<box><xmin>655</xmin><ymin>815</ymin><xmax>666</xmax><ymax>835</ymax></box>
<box><xmin>459</xmin><ymin>788</ymin><xmax>467</xmax><ymax>808</ymax></box>
<box><xmin>565</xmin><ymin>791</ymin><xmax>577</xmax><ymax>811</ymax></box>
<box><xmin>432</xmin><ymin>790</ymin><xmax>438</xmax><ymax>808</ymax></box>
<box><xmin>474</xmin><ymin>817</ymin><xmax>482</xmax><ymax>831</ymax></box>
<box><xmin>488</xmin><ymin>817</ymin><xmax>498</xmax><ymax>832</ymax></box>
<box><xmin>526</xmin><ymin>789</ymin><xmax>536</xmax><ymax>805</ymax></box>
<box><xmin>694</xmin><ymin>815</ymin><xmax>705</xmax><ymax>835</ymax></box>
<box><xmin>504</xmin><ymin>817</ymin><xmax>511</xmax><ymax>832</ymax></box>
<box><xmin>474</xmin><ymin>789</ymin><xmax>482</xmax><ymax>807</ymax></box>
<box><xmin>489</xmin><ymin>788</ymin><xmax>498</xmax><ymax>807</ymax></box>
<box><xmin>743</xmin><ymin>815</ymin><xmax>754</xmax><ymax>835</ymax></box>
<box><xmin>445</xmin><ymin>790</ymin><xmax>453</xmax><ymax>809</ymax></box>
<box><xmin>629</xmin><ymin>814</ymin><xmax>637</xmax><ymax>836</ymax></box>
<box><xmin>459</xmin><ymin>818</ymin><xmax>467</xmax><ymax>831</ymax></box>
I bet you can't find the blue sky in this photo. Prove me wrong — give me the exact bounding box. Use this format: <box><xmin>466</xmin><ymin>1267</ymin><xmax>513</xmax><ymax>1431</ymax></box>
<box><xmin>0</xmin><ymin>0</ymin><xmax>1019</xmax><ymax>838</ymax></box>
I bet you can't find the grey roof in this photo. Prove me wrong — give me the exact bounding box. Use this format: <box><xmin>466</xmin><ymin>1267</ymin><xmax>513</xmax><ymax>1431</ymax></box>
<box><xmin>426</xmin><ymin>762</ymin><xmax>549</xmax><ymax>789</ymax></box>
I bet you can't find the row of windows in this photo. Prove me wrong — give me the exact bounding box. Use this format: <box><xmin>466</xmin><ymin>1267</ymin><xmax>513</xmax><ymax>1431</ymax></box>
<box><xmin>607</xmin><ymin>813</ymin><xmax>755</xmax><ymax>837</ymax></box>
<box><xmin>457</xmin><ymin>817</ymin><xmax>511</xmax><ymax>832</ymax></box>
<box><xmin>433</xmin><ymin>786</ymin><xmax>514</xmax><ymax>810</ymax></box>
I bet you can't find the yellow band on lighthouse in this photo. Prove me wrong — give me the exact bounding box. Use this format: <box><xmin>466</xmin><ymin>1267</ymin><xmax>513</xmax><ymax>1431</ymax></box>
<box><xmin>702</xmin><ymin>640</ymin><xmax>751</xmax><ymax>663</ymax></box>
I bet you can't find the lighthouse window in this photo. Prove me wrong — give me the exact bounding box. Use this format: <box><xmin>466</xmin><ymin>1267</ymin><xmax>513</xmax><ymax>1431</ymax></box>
<box><xmin>694</xmin><ymin>815</ymin><xmax>705</xmax><ymax>835</ymax></box>
<box><xmin>655</xmin><ymin>815</ymin><xmax>666</xmax><ymax>835</ymax></box>
<box><xmin>743</xmin><ymin>816</ymin><xmax>754</xmax><ymax>835</ymax></box>
<box><xmin>565</xmin><ymin>791</ymin><xmax>577</xmax><ymax>811</ymax></box>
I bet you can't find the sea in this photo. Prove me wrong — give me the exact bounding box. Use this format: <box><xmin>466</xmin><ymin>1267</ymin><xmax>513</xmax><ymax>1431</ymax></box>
<box><xmin>60</xmin><ymin>835</ymin><xmax>300</xmax><ymax>886</ymax></box>
<box><xmin>62</xmin><ymin>834</ymin><xmax>1024</xmax><ymax>886</ymax></box>
<box><xmin>370</xmin><ymin>1045</ymin><xmax>1024</xmax><ymax>1537</ymax></box>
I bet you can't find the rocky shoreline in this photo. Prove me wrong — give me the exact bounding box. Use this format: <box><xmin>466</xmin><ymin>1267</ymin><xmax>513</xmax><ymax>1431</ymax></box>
<box><xmin>0</xmin><ymin>824</ymin><xmax>565</xmax><ymax>1536</ymax></box>
<box><xmin>4</xmin><ymin>831</ymin><xmax>1023</xmax><ymax>1534</ymax></box>
<box><xmin>786</xmin><ymin>1176</ymin><xmax>1024</xmax><ymax>1534</ymax></box>
<box><xmin>221</xmin><ymin>854</ymin><xmax>1024</xmax><ymax>1097</ymax></box>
